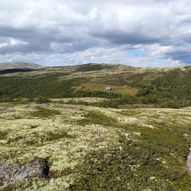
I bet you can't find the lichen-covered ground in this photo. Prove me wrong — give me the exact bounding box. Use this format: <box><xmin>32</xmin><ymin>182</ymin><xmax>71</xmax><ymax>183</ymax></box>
<box><xmin>0</xmin><ymin>99</ymin><xmax>191</xmax><ymax>190</ymax></box>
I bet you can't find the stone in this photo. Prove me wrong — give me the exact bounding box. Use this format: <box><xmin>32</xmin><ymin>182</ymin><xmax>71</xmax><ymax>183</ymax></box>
<box><xmin>95</xmin><ymin>136</ymin><xmax>105</xmax><ymax>142</ymax></box>
<box><xmin>0</xmin><ymin>158</ymin><xmax>49</xmax><ymax>184</ymax></box>
<box><xmin>104</xmin><ymin>87</ymin><xmax>112</xmax><ymax>92</ymax></box>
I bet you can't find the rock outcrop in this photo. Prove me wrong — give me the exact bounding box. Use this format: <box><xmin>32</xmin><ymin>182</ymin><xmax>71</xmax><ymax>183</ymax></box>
<box><xmin>0</xmin><ymin>158</ymin><xmax>49</xmax><ymax>184</ymax></box>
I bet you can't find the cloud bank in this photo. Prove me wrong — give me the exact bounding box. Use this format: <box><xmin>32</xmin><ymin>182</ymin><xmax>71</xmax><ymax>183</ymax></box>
<box><xmin>0</xmin><ymin>0</ymin><xmax>191</xmax><ymax>67</ymax></box>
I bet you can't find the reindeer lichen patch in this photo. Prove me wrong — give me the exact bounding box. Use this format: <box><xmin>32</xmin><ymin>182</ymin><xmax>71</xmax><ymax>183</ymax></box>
<box><xmin>0</xmin><ymin>101</ymin><xmax>191</xmax><ymax>190</ymax></box>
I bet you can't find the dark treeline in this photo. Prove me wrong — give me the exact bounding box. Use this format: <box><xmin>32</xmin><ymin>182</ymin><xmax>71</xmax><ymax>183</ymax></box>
<box><xmin>0</xmin><ymin>68</ymin><xmax>33</xmax><ymax>75</ymax></box>
<box><xmin>0</xmin><ymin>74</ymin><xmax>120</xmax><ymax>101</ymax></box>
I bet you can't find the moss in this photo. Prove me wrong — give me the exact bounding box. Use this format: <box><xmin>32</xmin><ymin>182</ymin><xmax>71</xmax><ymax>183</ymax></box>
<box><xmin>30</xmin><ymin>107</ymin><xmax>61</xmax><ymax>118</ymax></box>
<box><xmin>45</xmin><ymin>130</ymin><xmax>76</xmax><ymax>142</ymax></box>
<box><xmin>7</xmin><ymin>129</ymin><xmax>75</xmax><ymax>146</ymax></box>
<box><xmin>77</xmin><ymin>110</ymin><xmax>117</xmax><ymax>127</ymax></box>
<box><xmin>0</xmin><ymin>130</ymin><xmax>8</xmax><ymax>140</ymax></box>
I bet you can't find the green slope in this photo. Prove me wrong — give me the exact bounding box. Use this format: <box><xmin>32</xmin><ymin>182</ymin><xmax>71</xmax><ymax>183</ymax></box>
<box><xmin>0</xmin><ymin>63</ymin><xmax>190</xmax><ymax>108</ymax></box>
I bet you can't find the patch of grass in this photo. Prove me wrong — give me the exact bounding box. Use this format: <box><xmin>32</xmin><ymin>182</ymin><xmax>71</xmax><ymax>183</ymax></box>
<box><xmin>75</xmin><ymin>83</ymin><xmax>138</xmax><ymax>96</ymax></box>
<box><xmin>78</xmin><ymin>110</ymin><xmax>117</xmax><ymax>127</ymax></box>
<box><xmin>11</xmin><ymin>114</ymin><xmax>24</xmax><ymax>119</ymax></box>
<box><xmin>7</xmin><ymin>129</ymin><xmax>75</xmax><ymax>146</ymax></box>
<box><xmin>30</xmin><ymin>107</ymin><xmax>61</xmax><ymax>118</ymax></box>
<box><xmin>0</xmin><ymin>130</ymin><xmax>8</xmax><ymax>140</ymax></box>
<box><xmin>45</xmin><ymin>130</ymin><xmax>75</xmax><ymax>142</ymax></box>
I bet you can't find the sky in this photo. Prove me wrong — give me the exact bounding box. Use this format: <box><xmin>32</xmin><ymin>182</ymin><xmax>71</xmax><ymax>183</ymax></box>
<box><xmin>0</xmin><ymin>0</ymin><xmax>191</xmax><ymax>67</ymax></box>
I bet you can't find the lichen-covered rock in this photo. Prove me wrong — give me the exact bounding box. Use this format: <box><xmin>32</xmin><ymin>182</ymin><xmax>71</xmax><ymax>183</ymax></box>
<box><xmin>0</xmin><ymin>158</ymin><xmax>49</xmax><ymax>184</ymax></box>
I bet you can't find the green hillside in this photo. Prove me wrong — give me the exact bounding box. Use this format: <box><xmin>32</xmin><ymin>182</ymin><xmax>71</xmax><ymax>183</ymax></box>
<box><xmin>0</xmin><ymin>64</ymin><xmax>190</xmax><ymax>108</ymax></box>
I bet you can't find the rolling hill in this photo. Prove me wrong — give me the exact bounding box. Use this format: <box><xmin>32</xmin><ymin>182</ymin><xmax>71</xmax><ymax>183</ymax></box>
<box><xmin>0</xmin><ymin>62</ymin><xmax>42</xmax><ymax>70</ymax></box>
<box><xmin>0</xmin><ymin>63</ymin><xmax>190</xmax><ymax>108</ymax></box>
<box><xmin>0</xmin><ymin>63</ymin><xmax>191</xmax><ymax>191</ymax></box>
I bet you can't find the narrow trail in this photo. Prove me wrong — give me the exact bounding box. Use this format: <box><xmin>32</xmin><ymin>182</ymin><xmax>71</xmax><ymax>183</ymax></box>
<box><xmin>186</xmin><ymin>147</ymin><xmax>191</xmax><ymax>175</ymax></box>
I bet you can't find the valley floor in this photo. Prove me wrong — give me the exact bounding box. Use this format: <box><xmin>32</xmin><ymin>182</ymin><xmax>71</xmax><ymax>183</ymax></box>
<box><xmin>0</xmin><ymin>98</ymin><xmax>191</xmax><ymax>190</ymax></box>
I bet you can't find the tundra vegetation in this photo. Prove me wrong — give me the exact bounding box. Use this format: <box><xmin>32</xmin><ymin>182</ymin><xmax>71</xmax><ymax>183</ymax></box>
<box><xmin>0</xmin><ymin>63</ymin><xmax>191</xmax><ymax>190</ymax></box>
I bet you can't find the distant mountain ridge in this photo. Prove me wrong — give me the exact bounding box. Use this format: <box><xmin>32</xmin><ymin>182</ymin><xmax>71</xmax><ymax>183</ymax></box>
<box><xmin>0</xmin><ymin>62</ymin><xmax>42</xmax><ymax>70</ymax></box>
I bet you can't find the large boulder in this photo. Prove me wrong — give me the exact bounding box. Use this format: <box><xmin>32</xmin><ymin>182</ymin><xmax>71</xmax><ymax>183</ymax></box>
<box><xmin>0</xmin><ymin>158</ymin><xmax>49</xmax><ymax>184</ymax></box>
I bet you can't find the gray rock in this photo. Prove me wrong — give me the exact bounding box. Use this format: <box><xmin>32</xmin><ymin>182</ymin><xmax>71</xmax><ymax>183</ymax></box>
<box><xmin>95</xmin><ymin>136</ymin><xmax>105</xmax><ymax>142</ymax></box>
<box><xmin>104</xmin><ymin>86</ymin><xmax>112</xmax><ymax>92</ymax></box>
<box><xmin>0</xmin><ymin>158</ymin><xmax>49</xmax><ymax>184</ymax></box>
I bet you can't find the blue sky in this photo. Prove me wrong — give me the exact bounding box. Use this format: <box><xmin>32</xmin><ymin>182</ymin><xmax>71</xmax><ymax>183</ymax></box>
<box><xmin>0</xmin><ymin>0</ymin><xmax>191</xmax><ymax>67</ymax></box>
<box><xmin>128</xmin><ymin>49</ymin><xmax>144</xmax><ymax>57</ymax></box>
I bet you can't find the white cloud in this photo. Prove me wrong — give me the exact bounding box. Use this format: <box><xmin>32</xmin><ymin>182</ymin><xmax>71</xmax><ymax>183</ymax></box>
<box><xmin>0</xmin><ymin>0</ymin><xmax>191</xmax><ymax>66</ymax></box>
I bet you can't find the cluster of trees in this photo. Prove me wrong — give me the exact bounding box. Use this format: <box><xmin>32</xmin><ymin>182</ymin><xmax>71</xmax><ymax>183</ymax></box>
<box><xmin>138</xmin><ymin>69</ymin><xmax>191</xmax><ymax>108</ymax></box>
<box><xmin>0</xmin><ymin>74</ymin><xmax>120</xmax><ymax>102</ymax></box>
<box><xmin>96</xmin><ymin>96</ymin><xmax>191</xmax><ymax>109</ymax></box>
